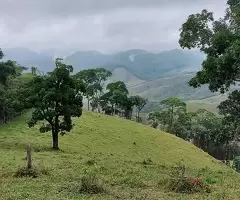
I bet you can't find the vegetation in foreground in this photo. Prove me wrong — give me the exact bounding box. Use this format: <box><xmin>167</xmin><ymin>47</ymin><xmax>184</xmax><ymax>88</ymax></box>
<box><xmin>0</xmin><ymin>112</ymin><xmax>240</xmax><ymax>200</ymax></box>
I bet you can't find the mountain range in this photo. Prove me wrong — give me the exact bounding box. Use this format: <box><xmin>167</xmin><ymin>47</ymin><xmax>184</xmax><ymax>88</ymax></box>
<box><xmin>2</xmin><ymin>47</ymin><xmax>204</xmax><ymax>80</ymax></box>
<box><xmin>2</xmin><ymin>47</ymin><xmax>216</xmax><ymax>105</ymax></box>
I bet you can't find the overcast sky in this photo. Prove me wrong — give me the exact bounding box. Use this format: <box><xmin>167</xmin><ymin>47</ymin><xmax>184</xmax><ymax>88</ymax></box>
<box><xmin>0</xmin><ymin>0</ymin><xmax>226</xmax><ymax>53</ymax></box>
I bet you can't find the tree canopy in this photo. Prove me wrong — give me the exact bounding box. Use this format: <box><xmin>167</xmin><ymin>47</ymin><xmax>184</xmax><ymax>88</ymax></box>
<box><xmin>75</xmin><ymin>68</ymin><xmax>112</xmax><ymax>111</ymax></box>
<box><xmin>148</xmin><ymin>97</ymin><xmax>237</xmax><ymax>161</ymax></box>
<box><xmin>0</xmin><ymin>50</ymin><xmax>29</xmax><ymax>124</ymax></box>
<box><xmin>179</xmin><ymin>0</ymin><xmax>240</xmax><ymax>93</ymax></box>
<box><xmin>178</xmin><ymin>0</ymin><xmax>240</xmax><ymax>161</ymax></box>
<box><xmin>26</xmin><ymin>58</ymin><xmax>85</xmax><ymax>150</ymax></box>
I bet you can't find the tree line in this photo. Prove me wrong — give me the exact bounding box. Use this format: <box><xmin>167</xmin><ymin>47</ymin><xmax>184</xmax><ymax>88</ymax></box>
<box><xmin>74</xmin><ymin>68</ymin><xmax>147</xmax><ymax>121</ymax></box>
<box><xmin>149</xmin><ymin>0</ymin><xmax>240</xmax><ymax>165</ymax></box>
<box><xmin>0</xmin><ymin>49</ymin><xmax>29</xmax><ymax>124</ymax></box>
<box><xmin>148</xmin><ymin>97</ymin><xmax>237</xmax><ymax>162</ymax></box>
<box><xmin>0</xmin><ymin>51</ymin><xmax>147</xmax><ymax>150</ymax></box>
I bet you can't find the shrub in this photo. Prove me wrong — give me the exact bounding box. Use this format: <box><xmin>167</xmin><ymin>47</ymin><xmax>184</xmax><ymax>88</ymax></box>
<box><xmin>166</xmin><ymin>177</ymin><xmax>211</xmax><ymax>193</ymax></box>
<box><xmin>79</xmin><ymin>173</ymin><xmax>106</xmax><ymax>194</ymax></box>
<box><xmin>14</xmin><ymin>166</ymin><xmax>39</xmax><ymax>178</ymax></box>
<box><xmin>85</xmin><ymin>159</ymin><xmax>96</xmax><ymax>166</ymax></box>
<box><xmin>142</xmin><ymin>158</ymin><xmax>153</xmax><ymax>165</ymax></box>
<box><xmin>14</xmin><ymin>165</ymin><xmax>49</xmax><ymax>178</ymax></box>
<box><xmin>159</xmin><ymin>163</ymin><xmax>212</xmax><ymax>194</ymax></box>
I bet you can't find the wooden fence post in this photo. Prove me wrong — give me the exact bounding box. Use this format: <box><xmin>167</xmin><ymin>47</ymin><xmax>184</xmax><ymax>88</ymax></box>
<box><xmin>26</xmin><ymin>144</ymin><xmax>32</xmax><ymax>169</ymax></box>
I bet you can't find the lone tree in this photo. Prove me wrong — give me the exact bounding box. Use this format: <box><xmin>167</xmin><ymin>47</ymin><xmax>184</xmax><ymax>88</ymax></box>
<box><xmin>133</xmin><ymin>96</ymin><xmax>147</xmax><ymax>122</ymax></box>
<box><xmin>26</xmin><ymin>58</ymin><xmax>85</xmax><ymax>150</ymax></box>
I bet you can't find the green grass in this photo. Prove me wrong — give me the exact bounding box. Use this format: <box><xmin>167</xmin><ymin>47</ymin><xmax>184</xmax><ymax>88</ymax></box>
<box><xmin>0</xmin><ymin>112</ymin><xmax>240</xmax><ymax>199</ymax></box>
<box><xmin>186</xmin><ymin>94</ymin><xmax>228</xmax><ymax>114</ymax></box>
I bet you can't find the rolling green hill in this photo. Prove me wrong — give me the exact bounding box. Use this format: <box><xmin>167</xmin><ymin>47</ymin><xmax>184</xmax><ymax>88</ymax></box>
<box><xmin>127</xmin><ymin>73</ymin><xmax>214</xmax><ymax>101</ymax></box>
<box><xmin>108</xmin><ymin>68</ymin><xmax>215</xmax><ymax>103</ymax></box>
<box><xmin>186</xmin><ymin>94</ymin><xmax>229</xmax><ymax>114</ymax></box>
<box><xmin>0</xmin><ymin>112</ymin><xmax>239</xmax><ymax>199</ymax></box>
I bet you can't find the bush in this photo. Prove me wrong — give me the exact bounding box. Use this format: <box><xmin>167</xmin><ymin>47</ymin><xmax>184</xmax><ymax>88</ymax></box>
<box><xmin>162</xmin><ymin>176</ymin><xmax>212</xmax><ymax>194</ymax></box>
<box><xmin>142</xmin><ymin>158</ymin><xmax>153</xmax><ymax>165</ymax></box>
<box><xmin>14</xmin><ymin>166</ymin><xmax>49</xmax><ymax>178</ymax></box>
<box><xmin>79</xmin><ymin>173</ymin><xmax>106</xmax><ymax>194</ymax></box>
<box><xmin>85</xmin><ymin>159</ymin><xmax>96</xmax><ymax>166</ymax></box>
<box><xmin>158</xmin><ymin>164</ymin><xmax>212</xmax><ymax>194</ymax></box>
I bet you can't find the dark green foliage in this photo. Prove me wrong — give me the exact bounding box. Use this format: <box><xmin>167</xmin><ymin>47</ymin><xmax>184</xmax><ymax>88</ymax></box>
<box><xmin>0</xmin><ymin>49</ymin><xmax>29</xmax><ymax>124</ymax></box>
<box><xmin>100</xmin><ymin>81</ymin><xmax>128</xmax><ymax>116</ymax></box>
<box><xmin>132</xmin><ymin>96</ymin><xmax>148</xmax><ymax>122</ymax></box>
<box><xmin>218</xmin><ymin>90</ymin><xmax>240</xmax><ymax>126</ymax></box>
<box><xmin>98</xmin><ymin>80</ymin><xmax>147</xmax><ymax>120</ymax></box>
<box><xmin>178</xmin><ymin>0</ymin><xmax>240</xmax><ymax>163</ymax></box>
<box><xmin>149</xmin><ymin>98</ymin><xmax>190</xmax><ymax>139</ymax></box>
<box><xmin>75</xmin><ymin>68</ymin><xmax>112</xmax><ymax>111</ymax></box>
<box><xmin>25</xmin><ymin>58</ymin><xmax>85</xmax><ymax>150</ymax></box>
<box><xmin>0</xmin><ymin>48</ymin><xmax>3</xmax><ymax>59</ymax></box>
<box><xmin>233</xmin><ymin>156</ymin><xmax>240</xmax><ymax>172</ymax></box>
<box><xmin>149</xmin><ymin>97</ymin><xmax>237</xmax><ymax>161</ymax></box>
<box><xmin>179</xmin><ymin>0</ymin><xmax>240</xmax><ymax>93</ymax></box>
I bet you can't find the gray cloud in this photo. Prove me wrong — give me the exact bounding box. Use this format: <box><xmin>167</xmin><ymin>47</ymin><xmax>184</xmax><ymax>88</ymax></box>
<box><xmin>0</xmin><ymin>0</ymin><xmax>226</xmax><ymax>53</ymax></box>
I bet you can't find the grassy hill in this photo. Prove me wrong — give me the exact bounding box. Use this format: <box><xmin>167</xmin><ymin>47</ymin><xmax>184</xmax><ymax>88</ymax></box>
<box><xmin>0</xmin><ymin>112</ymin><xmax>240</xmax><ymax>199</ymax></box>
<box><xmin>107</xmin><ymin>67</ymin><xmax>145</xmax><ymax>87</ymax></box>
<box><xmin>186</xmin><ymin>94</ymin><xmax>229</xmax><ymax>114</ymax></box>
<box><xmin>128</xmin><ymin>73</ymin><xmax>214</xmax><ymax>102</ymax></box>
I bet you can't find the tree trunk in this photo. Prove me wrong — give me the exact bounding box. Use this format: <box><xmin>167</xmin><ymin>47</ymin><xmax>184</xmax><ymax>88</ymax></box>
<box><xmin>97</xmin><ymin>103</ymin><xmax>100</xmax><ymax>113</ymax></box>
<box><xmin>26</xmin><ymin>144</ymin><xmax>32</xmax><ymax>169</ymax></box>
<box><xmin>169</xmin><ymin>106</ymin><xmax>174</xmax><ymax>133</ymax></box>
<box><xmin>137</xmin><ymin>111</ymin><xmax>140</xmax><ymax>122</ymax></box>
<box><xmin>52</xmin><ymin>131</ymin><xmax>59</xmax><ymax>150</ymax></box>
<box><xmin>87</xmin><ymin>98</ymin><xmax>90</xmax><ymax>111</ymax></box>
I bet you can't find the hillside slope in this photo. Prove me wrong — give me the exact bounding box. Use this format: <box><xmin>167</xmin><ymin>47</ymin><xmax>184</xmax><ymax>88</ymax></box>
<box><xmin>3</xmin><ymin>47</ymin><xmax>204</xmax><ymax>80</ymax></box>
<box><xmin>66</xmin><ymin>49</ymin><xmax>204</xmax><ymax>80</ymax></box>
<box><xmin>107</xmin><ymin>67</ymin><xmax>145</xmax><ymax>87</ymax></box>
<box><xmin>0</xmin><ymin>112</ymin><xmax>239</xmax><ymax>199</ymax></box>
<box><xmin>186</xmin><ymin>94</ymin><xmax>228</xmax><ymax>114</ymax></box>
<box><xmin>128</xmin><ymin>73</ymin><xmax>214</xmax><ymax>101</ymax></box>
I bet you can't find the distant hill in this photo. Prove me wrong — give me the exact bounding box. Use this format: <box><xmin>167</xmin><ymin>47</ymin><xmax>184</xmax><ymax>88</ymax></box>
<box><xmin>66</xmin><ymin>49</ymin><xmax>204</xmax><ymax>80</ymax></box>
<box><xmin>2</xmin><ymin>47</ymin><xmax>204</xmax><ymax>81</ymax></box>
<box><xmin>108</xmin><ymin>67</ymin><xmax>145</xmax><ymax>87</ymax></box>
<box><xmin>127</xmin><ymin>73</ymin><xmax>214</xmax><ymax>101</ymax></box>
<box><xmin>2</xmin><ymin>47</ymin><xmax>55</xmax><ymax>72</ymax></box>
<box><xmin>186</xmin><ymin>94</ymin><xmax>229</xmax><ymax>114</ymax></box>
<box><xmin>2</xmin><ymin>47</ymin><xmax>219</xmax><ymax>108</ymax></box>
